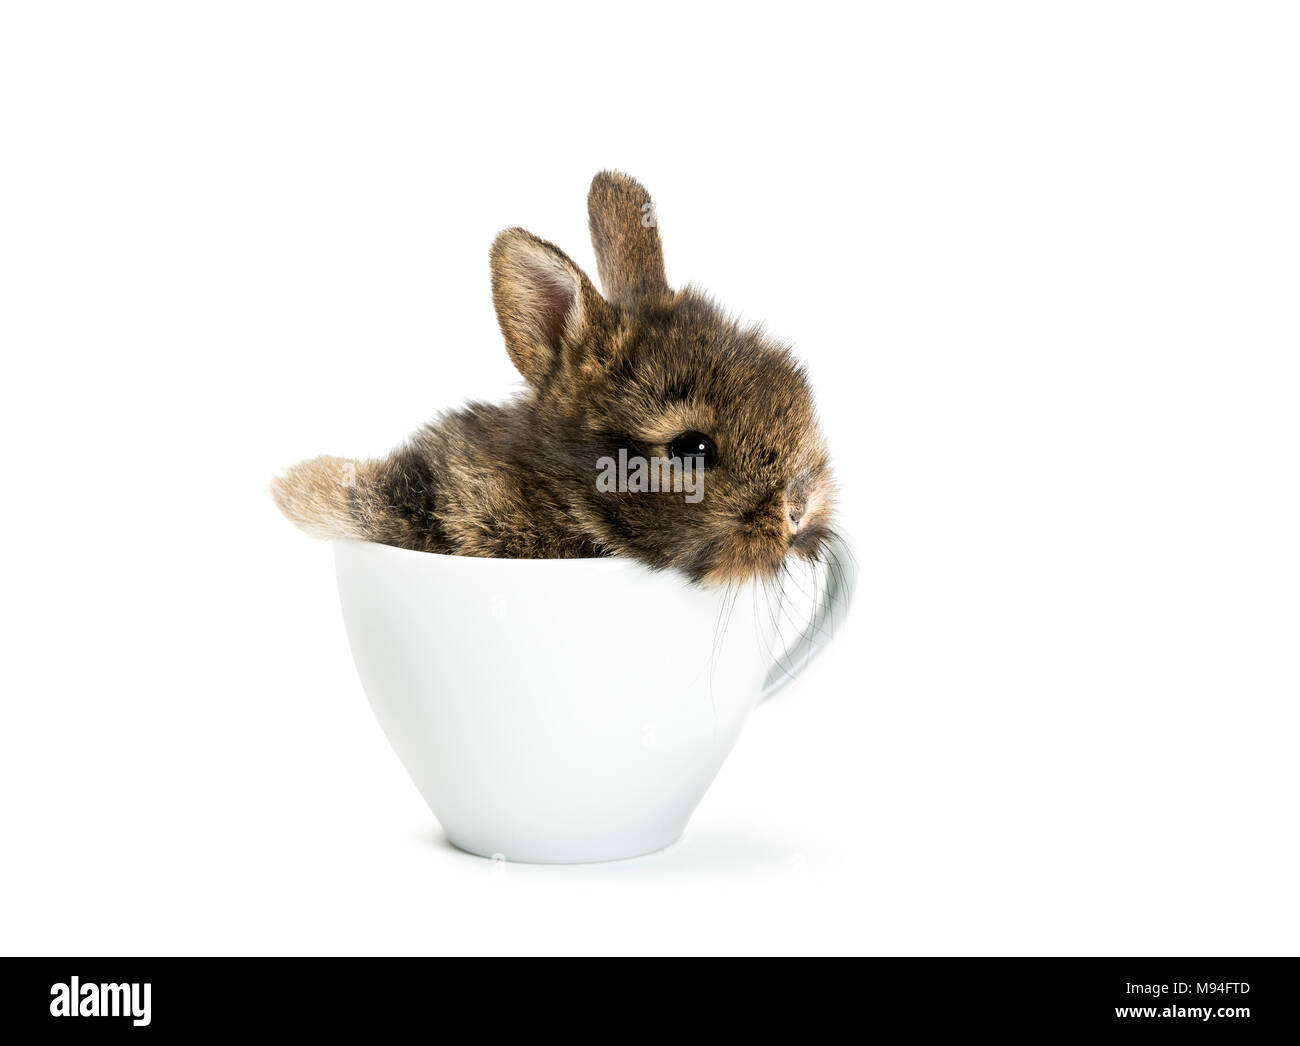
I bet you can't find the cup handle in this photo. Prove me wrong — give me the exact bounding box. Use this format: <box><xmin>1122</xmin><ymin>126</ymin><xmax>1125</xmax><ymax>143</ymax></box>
<box><xmin>760</xmin><ymin>532</ymin><xmax>858</xmax><ymax>702</ymax></box>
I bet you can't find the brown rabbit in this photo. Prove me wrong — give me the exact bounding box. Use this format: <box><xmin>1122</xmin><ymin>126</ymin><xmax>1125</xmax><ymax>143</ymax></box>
<box><xmin>271</xmin><ymin>171</ymin><xmax>835</xmax><ymax>585</ymax></box>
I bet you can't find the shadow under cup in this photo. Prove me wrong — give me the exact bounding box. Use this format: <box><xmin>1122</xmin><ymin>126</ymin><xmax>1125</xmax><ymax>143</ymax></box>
<box><xmin>333</xmin><ymin>536</ymin><xmax>854</xmax><ymax>864</ymax></box>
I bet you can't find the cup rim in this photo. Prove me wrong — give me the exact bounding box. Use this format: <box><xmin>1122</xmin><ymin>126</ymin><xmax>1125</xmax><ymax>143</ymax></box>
<box><xmin>333</xmin><ymin>537</ymin><xmax>654</xmax><ymax>574</ymax></box>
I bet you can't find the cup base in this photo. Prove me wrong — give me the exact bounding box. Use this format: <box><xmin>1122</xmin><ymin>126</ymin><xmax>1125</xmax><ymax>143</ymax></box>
<box><xmin>445</xmin><ymin>829</ymin><xmax>684</xmax><ymax>865</ymax></box>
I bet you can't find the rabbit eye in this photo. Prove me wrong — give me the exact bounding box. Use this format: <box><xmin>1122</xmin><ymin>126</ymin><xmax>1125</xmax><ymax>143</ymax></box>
<box><xmin>669</xmin><ymin>431</ymin><xmax>718</xmax><ymax>469</ymax></box>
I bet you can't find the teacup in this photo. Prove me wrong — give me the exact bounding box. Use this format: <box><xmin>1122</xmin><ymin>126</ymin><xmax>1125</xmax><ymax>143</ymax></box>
<box><xmin>334</xmin><ymin>535</ymin><xmax>854</xmax><ymax>863</ymax></box>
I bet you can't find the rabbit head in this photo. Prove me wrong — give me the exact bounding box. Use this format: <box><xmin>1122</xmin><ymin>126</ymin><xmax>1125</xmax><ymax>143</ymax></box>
<box><xmin>490</xmin><ymin>171</ymin><xmax>835</xmax><ymax>585</ymax></box>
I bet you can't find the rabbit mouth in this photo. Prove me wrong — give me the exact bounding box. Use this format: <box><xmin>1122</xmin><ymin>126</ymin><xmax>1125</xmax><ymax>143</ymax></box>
<box><xmin>789</xmin><ymin>520</ymin><xmax>833</xmax><ymax>560</ymax></box>
<box><xmin>691</xmin><ymin>523</ymin><xmax>806</xmax><ymax>587</ymax></box>
<box><xmin>684</xmin><ymin>478</ymin><xmax>834</xmax><ymax>585</ymax></box>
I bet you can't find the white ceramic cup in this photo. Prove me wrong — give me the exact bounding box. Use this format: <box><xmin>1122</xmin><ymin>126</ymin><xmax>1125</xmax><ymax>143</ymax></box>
<box><xmin>333</xmin><ymin>534</ymin><xmax>855</xmax><ymax>863</ymax></box>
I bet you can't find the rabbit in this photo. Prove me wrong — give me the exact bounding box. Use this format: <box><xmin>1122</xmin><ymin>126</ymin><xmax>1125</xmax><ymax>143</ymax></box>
<box><xmin>271</xmin><ymin>171</ymin><xmax>835</xmax><ymax>586</ymax></box>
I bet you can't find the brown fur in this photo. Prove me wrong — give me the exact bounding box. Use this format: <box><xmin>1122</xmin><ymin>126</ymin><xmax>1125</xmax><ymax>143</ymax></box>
<box><xmin>271</xmin><ymin>171</ymin><xmax>835</xmax><ymax>585</ymax></box>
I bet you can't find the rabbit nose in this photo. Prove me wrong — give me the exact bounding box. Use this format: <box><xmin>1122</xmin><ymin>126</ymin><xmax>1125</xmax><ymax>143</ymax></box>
<box><xmin>787</xmin><ymin>502</ymin><xmax>804</xmax><ymax>532</ymax></box>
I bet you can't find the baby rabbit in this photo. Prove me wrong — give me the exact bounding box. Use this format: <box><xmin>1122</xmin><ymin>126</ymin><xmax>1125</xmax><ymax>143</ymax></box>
<box><xmin>272</xmin><ymin>171</ymin><xmax>834</xmax><ymax>585</ymax></box>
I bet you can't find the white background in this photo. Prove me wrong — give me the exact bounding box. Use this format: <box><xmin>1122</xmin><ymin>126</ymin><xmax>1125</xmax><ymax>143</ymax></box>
<box><xmin>2</xmin><ymin>3</ymin><xmax>1297</xmax><ymax>956</ymax></box>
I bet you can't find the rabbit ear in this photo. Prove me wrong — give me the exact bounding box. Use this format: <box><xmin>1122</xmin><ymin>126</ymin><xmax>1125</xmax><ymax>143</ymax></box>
<box><xmin>490</xmin><ymin>228</ymin><xmax>610</xmax><ymax>387</ymax></box>
<box><xmin>587</xmin><ymin>170</ymin><xmax>669</xmax><ymax>303</ymax></box>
